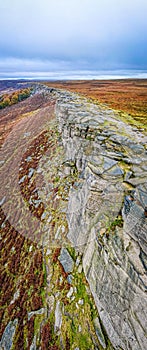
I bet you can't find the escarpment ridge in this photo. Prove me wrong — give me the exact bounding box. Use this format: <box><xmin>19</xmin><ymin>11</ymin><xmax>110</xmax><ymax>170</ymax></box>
<box><xmin>0</xmin><ymin>85</ymin><xmax>147</xmax><ymax>349</ymax></box>
<box><xmin>56</xmin><ymin>89</ymin><xmax>147</xmax><ymax>349</ymax></box>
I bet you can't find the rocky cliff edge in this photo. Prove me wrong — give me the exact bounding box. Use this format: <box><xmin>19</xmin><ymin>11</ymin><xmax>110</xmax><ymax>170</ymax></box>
<box><xmin>55</xmin><ymin>90</ymin><xmax>147</xmax><ymax>350</ymax></box>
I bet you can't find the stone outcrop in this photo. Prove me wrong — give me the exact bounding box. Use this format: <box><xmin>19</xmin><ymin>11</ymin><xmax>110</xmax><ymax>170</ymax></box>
<box><xmin>55</xmin><ymin>90</ymin><xmax>147</xmax><ymax>350</ymax></box>
<box><xmin>1</xmin><ymin>85</ymin><xmax>146</xmax><ymax>349</ymax></box>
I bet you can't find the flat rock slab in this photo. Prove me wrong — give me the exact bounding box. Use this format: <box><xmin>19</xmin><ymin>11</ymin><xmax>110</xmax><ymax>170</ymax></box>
<box><xmin>0</xmin><ymin>319</ymin><xmax>18</xmax><ymax>350</ymax></box>
<box><xmin>58</xmin><ymin>248</ymin><xmax>74</xmax><ymax>273</ymax></box>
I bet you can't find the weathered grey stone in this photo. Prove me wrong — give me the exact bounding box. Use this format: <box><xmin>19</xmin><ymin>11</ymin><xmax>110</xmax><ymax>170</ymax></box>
<box><xmin>28</xmin><ymin>308</ymin><xmax>46</xmax><ymax>321</ymax></box>
<box><xmin>123</xmin><ymin>185</ymin><xmax>147</xmax><ymax>255</ymax></box>
<box><xmin>10</xmin><ymin>289</ymin><xmax>20</xmax><ymax>305</ymax></box>
<box><xmin>67</xmin><ymin>182</ymin><xmax>89</xmax><ymax>248</ymax></box>
<box><xmin>126</xmin><ymin>176</ymin><xmax>147</xmax><ymax>186</ymax></box>
<box><xmin>75</xmin><ymin>256</ymin><xmax>81</xmax><ymax>266</ymax></box>
<box><xmin>67</xmin><ymin>286</ymin><xmax>74</xmax><ymax>298</ymax></box>
<box><xmin>55</xmin><ymin>90</ymin><xmax>147</xmax><ymax>350</ymax></box>
<box><xmin>109</xmin><ymin>134</ymin><xmax>128</xmax><ymax>145</ymax></box>
<box><xmin>106</xmin><ymin>165</ymin><xmax>124</xmax><ymax>177</ymax></box>
<box><xmin>77</xmin><ymin>264</ymin><xmax>83</xmax><ymax>273</ymax></box>
<box><xmin>58</xmin><ymin>248</ymin><xmax>74</xmax><ymax>273</ymax></box>
<box><xmin>83</xmin><ymin>228</ymin><xmax>147</xmax><ymax>349</ymax></box>
<box><xmin>126</xmin><ymin>142</ymin><xmax>145</xmax><ymax>154</ymax></box>
<box><xmin>103</xmin><ymin>156</ymin><xmax>118</xmax><ymax>170</ymax></box>
<box><xmin>67</xmin><ymin>274</ymin><xmax>73</xmax><ymax>284</ymax></box>
<box><xmin>96</xmin><ymin>135</ymin><xmax>106</xmax><ymax>141</ymax></box>
<box><xmin>47</xmin><ymin>295</ymin><xmax>55</xmax><ymax>313</ymax></box>
<box><xmin>93</xmin><ymin>317</ymin><xmax>106</xmax><ymax>349</ymax></box>
<box><xmin>0</xmin><ymin>319</ymin><xmax>18</xmax><ymax>350</ymax></box>
<box><xmin>28</xmin><ymin>167</ymin><xmax>34</xmax><ymax>178</ymax></box>
<box><xmin>54</xmin><ymin>300</ymin><xmax>62</xmax><ymax>332</ymax></box>
<box><xmin>124</xmin><ymin>170</ymin><xmax>133</xmax><ymax>181</ymax></box>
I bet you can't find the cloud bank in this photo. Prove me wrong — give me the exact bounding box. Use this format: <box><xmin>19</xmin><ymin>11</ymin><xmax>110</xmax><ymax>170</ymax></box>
<box><xmin>0</xmin><ymin>0</ymin><xmax>147</xmax><ymax>78</ymax></box>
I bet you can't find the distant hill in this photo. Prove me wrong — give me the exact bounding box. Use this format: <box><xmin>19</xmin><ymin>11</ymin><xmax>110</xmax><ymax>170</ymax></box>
<box><xmin>0</xmin><ymin>79</ymin><xmax>31</xmax><ymax>92</ymax></box>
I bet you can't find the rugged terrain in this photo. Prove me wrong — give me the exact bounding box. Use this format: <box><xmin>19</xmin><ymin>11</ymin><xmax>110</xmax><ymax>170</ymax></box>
<box><xmin>44</xmin><ymin>79</ymin><xmax>147</xmax><ymax>132</ymax></box>
<box><xmin>0</xmin><ymin>81</ymin><xmax>147</xmax><ymax>349</ymax></box>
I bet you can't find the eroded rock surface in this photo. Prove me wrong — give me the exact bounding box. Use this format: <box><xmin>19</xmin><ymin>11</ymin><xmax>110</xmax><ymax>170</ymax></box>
<box><xmin>1</xmin><ymin>85</ymin><xmax>147</xmax><ymax>349</ymax></box>
<box><xmin>55</xmin><ymin>90</ymin><xmax>147</xmax><ymax>350</ymax></box>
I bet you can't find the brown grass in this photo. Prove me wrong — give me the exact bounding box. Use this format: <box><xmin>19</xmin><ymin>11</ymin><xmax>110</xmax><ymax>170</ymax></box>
<box><xmin>0</xmin><ymin>90</ymin><xmax>56</xmax><ymax>348</ymax></box>
<box><xmin>44</xmin><ymin>79</ymin><xmax>147</xmax><ymax>129</ymax></box>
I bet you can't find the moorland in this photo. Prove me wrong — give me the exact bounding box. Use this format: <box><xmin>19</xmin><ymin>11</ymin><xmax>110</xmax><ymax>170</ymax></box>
<box><xmin>44</xmin><ymin>79</ymin><xmax>147</xmax><ymax>131</ymax></box>
<box><xmin>0</xmin><ymin>79</ymin><xmax>147</xmax><ymax>350</ymax></box>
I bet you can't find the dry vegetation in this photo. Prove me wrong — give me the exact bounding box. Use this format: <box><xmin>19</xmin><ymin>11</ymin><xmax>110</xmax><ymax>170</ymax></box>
<box><xmin>0</xmin><ymin>88</ymin><xmax>31</xmax><ymax>109</ymax></box>
<box><xmin>44</xmin><ymin>79</ymin><xmax>147</xmax><ymax>130</ymax></box>
<box><xmin>0</xmin><ymin>79</ymin><xmax>146</xmax><ymax>348</ymax></box>
<box><xmin>0</xmin><ymin>208</ymin><xmax>45</xmax><ymax>348</ymax></box>
<box><xmin>0</xmin><ymin>88</ymin><xmax>55</xmax><ymax>145</ymax></box>
<box><xmin>0</xmin><ymin>88</ymin><xmax>57</xmax><ymax>348</ymax></box>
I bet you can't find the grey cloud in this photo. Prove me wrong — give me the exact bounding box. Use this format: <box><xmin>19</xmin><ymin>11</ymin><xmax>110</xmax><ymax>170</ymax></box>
<box><xmin>0</xmin><ymin>0</ymin><xmax>147</xmax><ymax>77</ymax></box>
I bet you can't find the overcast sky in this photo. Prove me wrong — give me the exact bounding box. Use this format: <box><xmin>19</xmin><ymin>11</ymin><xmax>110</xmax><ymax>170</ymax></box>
<box><xmin>0</xmin><ymin>0</ymin><xmax>147</xmax><ymax>79</ymax></box>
